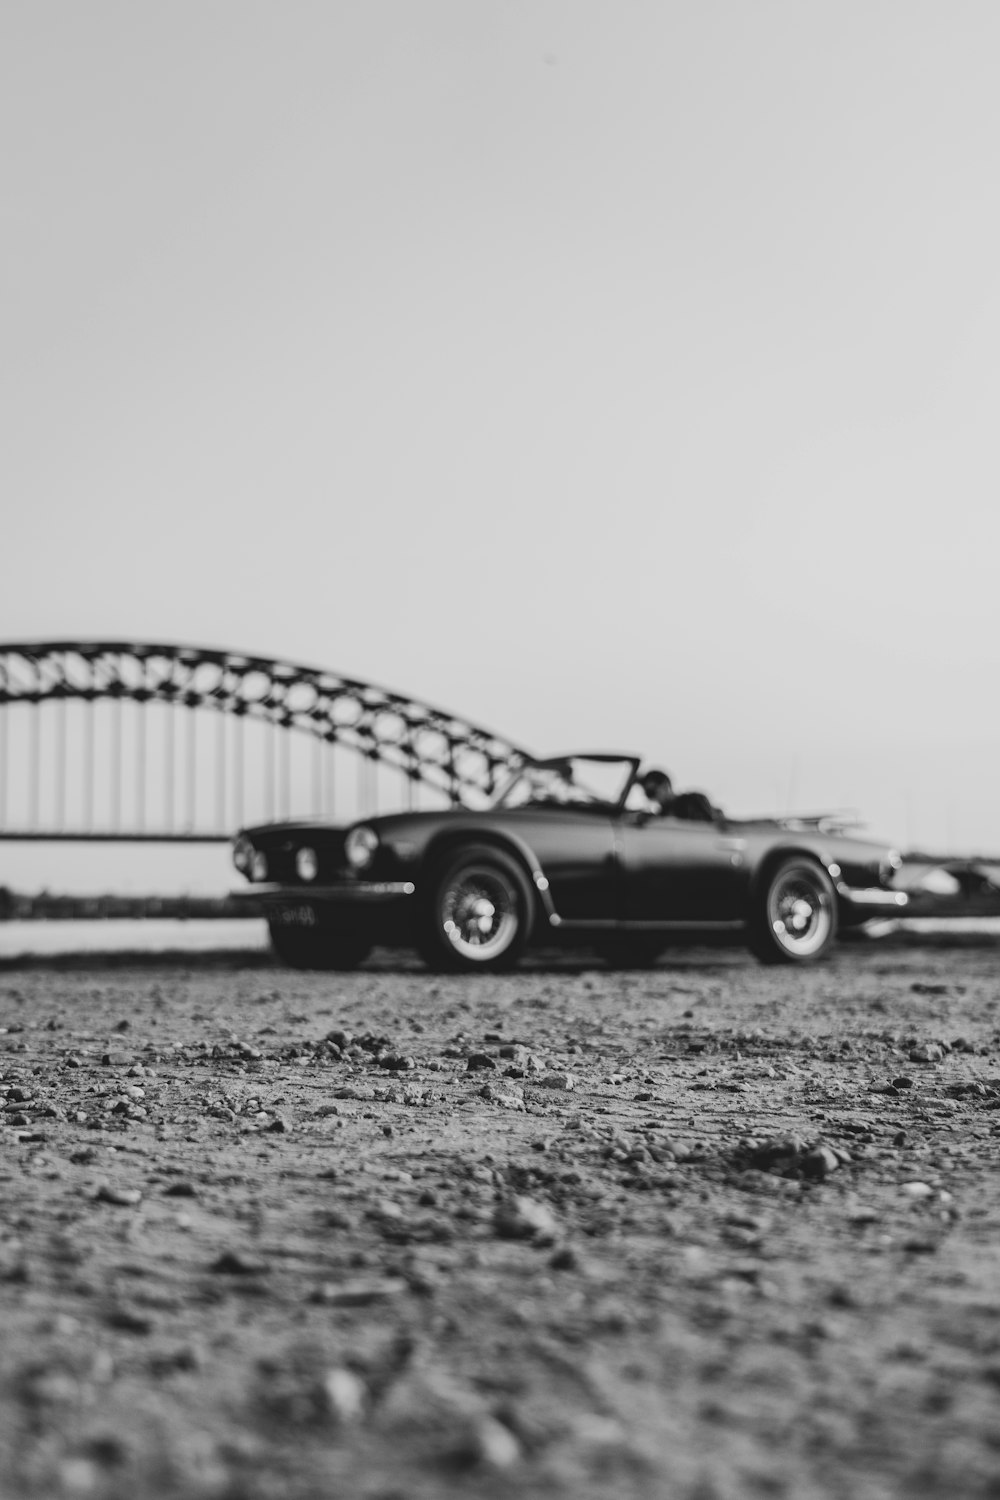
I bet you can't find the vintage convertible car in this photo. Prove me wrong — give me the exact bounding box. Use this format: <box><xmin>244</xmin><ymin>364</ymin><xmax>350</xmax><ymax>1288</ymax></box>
<box><xmin>231</xmin><ymin>754</ymin><xmax>908</xmax><ymax>971</ymax></box>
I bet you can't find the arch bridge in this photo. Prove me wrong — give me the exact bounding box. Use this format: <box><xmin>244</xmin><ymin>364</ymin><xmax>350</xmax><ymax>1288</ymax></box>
<box><xmin>0</xmin><ymin>641</ymin><xmax>529</xmax><ymax>842</ymax></box>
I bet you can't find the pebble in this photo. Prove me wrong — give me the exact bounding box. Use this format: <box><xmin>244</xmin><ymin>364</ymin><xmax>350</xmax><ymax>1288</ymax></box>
<box><xmin>909</xmin><ymin>1044</ymin><xmax>945</xmax><ymax>1063</ymax></box>
<box><xmin>310</xmin><ymin>1277</ymin><xmax>408</xmax><ymax>1306</ymax></box>
<box><xmin>466</xmin><ymin>1053</ymin><xmax>497</xmax><ymax>1071</ymax></box>
<box><xmin>464</xmin><ymin>1415</ymin><xmax>521</xmax><ymax>1469</ymax></box>
<box><xmin>478</xmin><ymin>1082</ymin><xmax>525</xmax><ymax>1111</ymax></box>
<box><xmin>540</xmin><ymin>1072</ymin><xmax>576</xmax><ymax>1091</ymax></box>
<box><xmin>802</xmin><ymin>1146</ymin><xmax>842</xmax><ymax>1181</ymax></box>
<box><xmin>105</xmin><ymin>1304</ymin><xmax>154</xmax><ymax>1334</ymax></box>
<box><xmin>95</xmin><ymin>1185</ymin><xmax>143</xmax><ymax>1207</ymax></box>
<box><xmin>210</xmin><ymin>1250</ymin><xmax>266</xmax><ymax>1275</ymax></box>
<box><xmin>494</xmin><ymin>1195</ymin><xmax>559</xmax><ymax>1243</ymax></box>
<box><xmin>900</xmin><ymin>1181</ymin><xmax>934</xmax><ymax>1199</ymax></box>
<box><xmin>321</xmin><ymin>1367</ymin><xmax>368</xmax><ymax>1423</ymax></box>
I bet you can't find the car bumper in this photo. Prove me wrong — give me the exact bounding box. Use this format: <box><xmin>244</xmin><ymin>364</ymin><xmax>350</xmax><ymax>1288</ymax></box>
<box><xmin>235</xmin><ymin>882</ymin><xmax>415</xmax><ymax>904</ymax></box>
<box><xmin>836</xmin><ymin>884</ymin><xmax>909</xmax><ymax>911</ymax></box>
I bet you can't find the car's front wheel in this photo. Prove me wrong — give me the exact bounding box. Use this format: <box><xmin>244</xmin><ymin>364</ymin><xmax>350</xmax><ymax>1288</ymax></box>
<box><xmin>747</xmin><ymin>857</ymin><xmax>837</xmax><ymax>964</ymax></box>
<box><xmin>267</xmin><ymin>922</ymin><xmax>372</xmax><ymax>971</ymax></box>
<box><xmin>418</xmin><ymin>846</ymin><xmax>533</xmax><ymax>972</ymax></box>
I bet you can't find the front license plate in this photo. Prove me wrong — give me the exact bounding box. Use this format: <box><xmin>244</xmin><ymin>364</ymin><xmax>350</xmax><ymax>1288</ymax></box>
<box><xmin>271</xmin><ymin>904</ymin><xmax>317</xmax><ymax>928</ymax></box>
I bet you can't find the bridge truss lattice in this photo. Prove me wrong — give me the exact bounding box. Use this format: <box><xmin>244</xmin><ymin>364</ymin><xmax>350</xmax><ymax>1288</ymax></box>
<box><xmin>0</xmin><ymin>641</ymin><xmax>529</xmax><ymax>841</ymax></box>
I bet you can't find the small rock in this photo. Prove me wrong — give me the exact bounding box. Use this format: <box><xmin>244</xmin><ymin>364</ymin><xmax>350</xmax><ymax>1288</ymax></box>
<box><xmin>320</xmin><ymin>1367</ymin><xmax>367</xmax><ymax>1423</ymax></box>
<box><xmin>540</xmin><ymin>1072</ymin><xmax>576</xmax><ymax>1091</ymax></box>
<box><xmin>379</xmin><ymin>1054</ymin><xmax>417</xmax><ymax>1072</ymax></box>
<box><xmin>801</xmin><ymin>1146</ymin><xmax>841</xmax><ymax>1181</ymax></box>
<box><xmin>478</xmin><ymin>1082</ymin><xmax>525</xmax><ymax>1111</ymax></box>
<box><xmin>465</xmin><ymin>1415</ymin><xmax>521</xmax><ymax>1469</ymax></box>
<box><xmin>494</xmin><ymin>1195</ymin><xmax>559</xmax><ymax>1243</ymax></box>
<box><xmin>309</xmin><ymin>1277</ymin><xmax>408</xmax><ymax>1306</ymax></box>
<box><xmin>265</xmin><ymin>1114</ymin><xmax>290</xmax><ymax>1133</ymax></box>
<box><xmin>95</xmin><ymin>1185</ymin><xmax>142</xmax><ymax>1207</ymax></box>
<box><xmin>890</xmin><ymin>1076</ymin><xmax>915</xmax><ymax>1090</ymax></box>
<box><xmin>909</xmin><ymin>1044</ymin><xmax>945</xmax><ymax>1063</ymax></box>
<box><xmin>210</xmin><ymin>1250</ymin><xmax>266</xmax><ymax>1276</ymax></box>
<box><xmin>105</xmin><ymin>1305</ymin><xmax>154</xmax><ymax>1334</ymax></box>
<box><xmin>466</xmin><ymin>1053</ymin><xmax>496</xmax><ymax>1072</ymax></box>
<box><xmin>900</xmin><ymin>1181</ymin><xmax>934</xmax><ymax>1200</ymax></box>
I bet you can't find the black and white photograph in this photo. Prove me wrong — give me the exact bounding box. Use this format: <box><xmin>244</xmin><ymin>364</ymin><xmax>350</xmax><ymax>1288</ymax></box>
<box><xmin>2</xmin><ymin>3</ymin><xmax>999</xmax><ymax>1496</ymax></box>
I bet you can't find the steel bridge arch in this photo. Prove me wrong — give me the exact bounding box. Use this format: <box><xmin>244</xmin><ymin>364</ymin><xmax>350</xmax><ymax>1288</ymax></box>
<box><xmin>0</xmin><ymin>640</ymin><xmax>530</xmax><ymax>840</ymax></box>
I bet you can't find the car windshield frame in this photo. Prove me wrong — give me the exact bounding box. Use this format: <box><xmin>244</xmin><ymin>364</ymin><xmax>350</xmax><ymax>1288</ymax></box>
<box><xmin>489</xmin><ymin>755</ymin><xmax>641</xmax><ymax>814</ymax></box>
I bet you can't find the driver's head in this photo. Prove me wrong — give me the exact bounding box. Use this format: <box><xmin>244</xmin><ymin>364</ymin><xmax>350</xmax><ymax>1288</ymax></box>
<box><xmin>640</xmin><ymin>769</ymin><xmax>674</xmax><ymax>810</ymax></box>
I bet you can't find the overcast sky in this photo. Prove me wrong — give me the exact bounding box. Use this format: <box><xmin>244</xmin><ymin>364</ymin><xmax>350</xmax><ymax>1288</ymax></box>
<box><xmin>3</xmin><ymin>1</ymin><xmax>999</xmax><ymax>887</ymax></box>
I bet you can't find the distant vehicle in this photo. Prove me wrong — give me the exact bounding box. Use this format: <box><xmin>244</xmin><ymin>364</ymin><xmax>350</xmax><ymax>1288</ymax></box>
<box><xmin>232</xmin><ymin>754</ymin><xmax>908</xmax><ymax>971</ymax></box>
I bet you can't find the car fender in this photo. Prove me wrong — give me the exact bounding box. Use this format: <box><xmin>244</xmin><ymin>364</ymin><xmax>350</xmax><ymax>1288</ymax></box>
<box><xmin>747</xmin><ymin>844</ymin><xmax>835</xmax><ymax>915</ymax></box>
<box><xmin>421</xmin><ymin>827</ymin><xmax>557</xmax><ymax>926</ymax></box>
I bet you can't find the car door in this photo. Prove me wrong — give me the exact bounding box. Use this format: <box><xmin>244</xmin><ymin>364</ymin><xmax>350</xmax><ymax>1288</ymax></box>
<box><xmin>616</xmin><ymin>812</ymin><xmax>746</xmax><ymax>922</ymax></box>
<box><xmin>506</xmin><ymin>808</ymin><xmax>619</xmax><ymax>921</ymax></box>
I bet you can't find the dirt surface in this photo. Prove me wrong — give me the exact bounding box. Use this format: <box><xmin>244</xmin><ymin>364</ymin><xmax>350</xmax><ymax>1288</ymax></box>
<box><xmin>2</xmin><ymin>939</ymin><xmax>1000</xmax><ymax>1500</ymax></box>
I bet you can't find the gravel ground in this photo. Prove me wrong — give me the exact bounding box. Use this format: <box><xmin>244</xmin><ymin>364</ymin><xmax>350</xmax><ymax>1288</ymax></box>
<box><xmin>2</xmin><ymin>938</ymin><xmax>999</xmax><ymax>1500</ymax></box>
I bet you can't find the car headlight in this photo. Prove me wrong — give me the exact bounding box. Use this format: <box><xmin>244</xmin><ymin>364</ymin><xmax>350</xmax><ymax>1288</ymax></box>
<box><xmin>296</xmin><ymin>846</ymin><xmax>318</xmax><ymax>882</ymax></box>
<box><xmin>250</xmin><ymin>851</ymin><xmax>269</xmax><ymax>882</ymax></box>
<box><xmin>232</xmin><ymin>835</ymin><xmax>253</xmax><ymax>874</ymax></box>
<box><xmin>345</xmin><ymin>825</ymin><xmax>379</xmax><ymax>871</ymax></box>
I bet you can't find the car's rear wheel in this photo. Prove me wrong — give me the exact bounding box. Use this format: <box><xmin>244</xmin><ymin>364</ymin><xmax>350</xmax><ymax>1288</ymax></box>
<box><xmin>418</xmin><ymin>846</ymin><xmax>533</xmax><ymax>972</ymax></box>
<box><xmin>747</xmin><ymin>857</ymin><xmax>837</xmax><ymax>964</ymax></box>
<box><xmin>267</xmin><ymin>922</ymin><xmax>372</xmax><ymax>971</ymax></box>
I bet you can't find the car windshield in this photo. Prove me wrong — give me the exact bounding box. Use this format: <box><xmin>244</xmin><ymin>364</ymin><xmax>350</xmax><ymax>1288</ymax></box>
<box><xmin>491</xmin><ymin>756</ymin><xmax>637</xmax><ymax>811</ymax></box>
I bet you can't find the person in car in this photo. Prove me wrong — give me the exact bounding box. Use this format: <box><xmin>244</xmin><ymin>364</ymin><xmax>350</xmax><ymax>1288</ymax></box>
<box><xmin>639</xmin><ymin>769</ymin><xmax>676</xmax><ymax>814</ymax></box>
<box><xmin>640</xmin><ymin>769</ymin><xmax>721</xmax><ymax>823</ymax></box>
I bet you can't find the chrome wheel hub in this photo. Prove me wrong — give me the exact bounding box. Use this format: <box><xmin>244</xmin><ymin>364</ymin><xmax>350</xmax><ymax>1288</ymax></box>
<box><xmin>769</xmin><ymin>870</ymin><xmax>831</xmax><ymax>956</ymax></box>
<box><xmin>441</xmin><ymin>867</ymin><xmax>519</xmax><ymax>961</ymax></box>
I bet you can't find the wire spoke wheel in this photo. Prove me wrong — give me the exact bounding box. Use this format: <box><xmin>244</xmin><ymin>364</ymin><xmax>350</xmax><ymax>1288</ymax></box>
<box><xmin>421</xmin><ymin>846</ymin><xmax>532</xmax><ymax>971</ymax></box>
<box><xmin>441</xmin><ymin>865</ymin><xmax>519</xmax><ymax>961</ymax></box>
<box><xmin>749</xmin><ymin>858</ymin><xmax>837</xmax><ymax>964</ymax></box>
